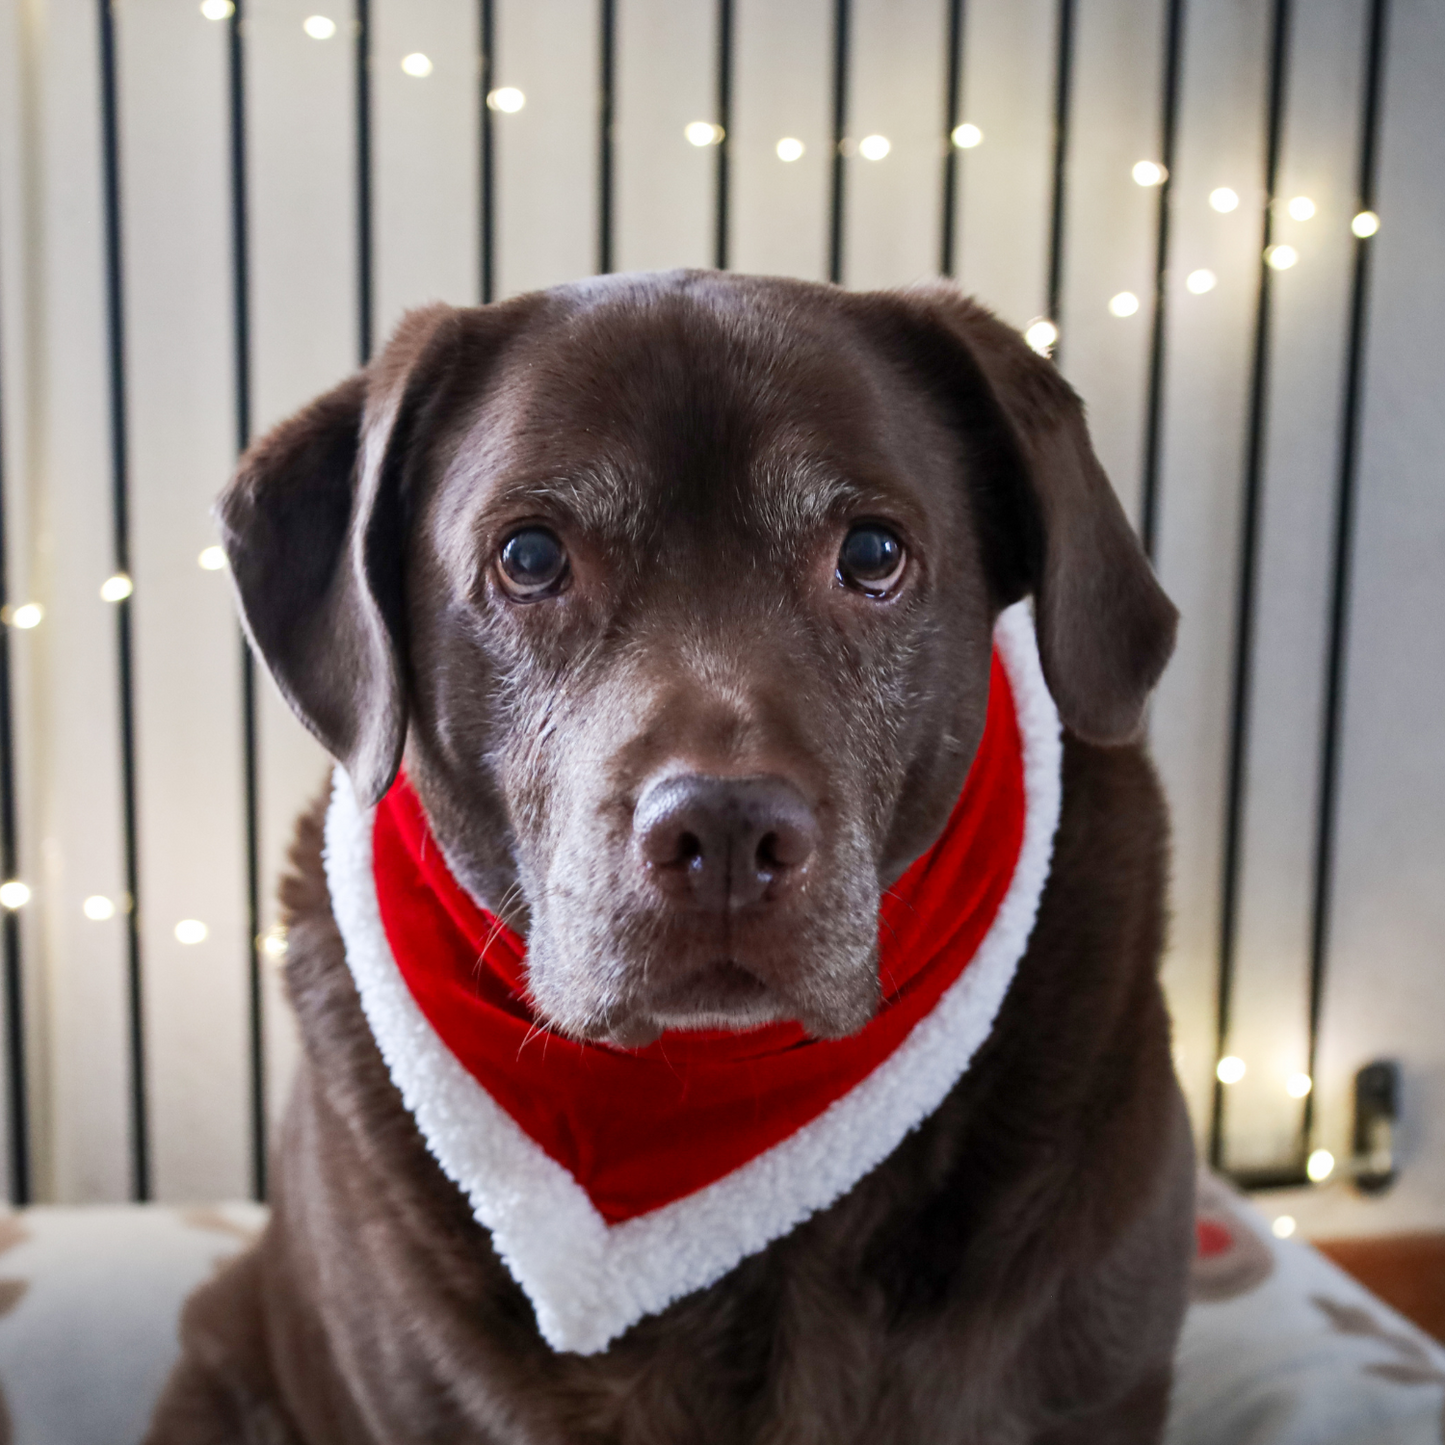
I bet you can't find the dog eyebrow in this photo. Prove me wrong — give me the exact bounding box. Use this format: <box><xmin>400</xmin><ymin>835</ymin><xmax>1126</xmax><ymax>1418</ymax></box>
<box><xmin>486</xmin><ymin>462</ymin><xmax>650</xmax><ymax>543</ymax></box>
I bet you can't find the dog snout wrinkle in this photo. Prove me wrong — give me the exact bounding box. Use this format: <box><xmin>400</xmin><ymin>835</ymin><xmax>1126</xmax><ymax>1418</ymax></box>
<box><xmin>634</xmin><ymin>774</ymin><xmax>818</xmax><ymax>910</ymax></box>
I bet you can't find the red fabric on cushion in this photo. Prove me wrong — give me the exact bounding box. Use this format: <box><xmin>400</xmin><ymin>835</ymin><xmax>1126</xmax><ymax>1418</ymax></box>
<box><xmin>374</xmin><ymin>649</ymin><xmax>1026</xmax><ymax>1224</ymax></box>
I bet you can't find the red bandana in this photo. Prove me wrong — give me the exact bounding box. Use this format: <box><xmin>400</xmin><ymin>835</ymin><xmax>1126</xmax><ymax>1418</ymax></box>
<box><xmin>372</xmin><ymin>648</ymin><xmax>1026</xmax><ymax>1226</ymax></box>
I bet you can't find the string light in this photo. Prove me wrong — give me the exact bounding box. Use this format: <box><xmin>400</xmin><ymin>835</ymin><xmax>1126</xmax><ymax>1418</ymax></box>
<box><xmin>1108</xmin><ymin>292</ymin><xmax>1140</xmax><ymax>317</ymax></box>
<box><xmin>1286</xmin><ymin>1072</ymin><xmax>1312</xmax><ymax>1098</ymax></box>
<box><xmin>1306</xmin><ymin>1148</ymin><xmax>1335</xmax><ymax>1183</ymax></box>
<box><xmin>1132</xmin><ymin>160</ymin><xmax>1166</xmax><ymax>187</ymax></box>
<box><xmin>685</xmin><ymin>122</ymin><xmax>724</xmax><ymax>147</ymax></box>
<box><xmin>83</xmin><ymin>895</ymin><xmax>116</xmax><ymax>921</ymax></box>
<box><xmin>1265</xmin><ymin>243</ymin><xmax>1298</xmax><ymax>270</ymax></box>
<box><xmin>1352</xmin><ymin>210</ymin><xmax>1380</xmax><ymax>237</ymax></box>
<box><xmin>1024</xmin><ymin>319</ymin><xmax>1057</xmax><ymax>356</ymax></box>
<box><xmin>858</xmin><ymin>134</ymin><xmax>890</xmax><ymax>161</ymax></box>
<box><xmin>1271</xmin><ymin>1215</ymin><xmax>1296</xmax><ymax>1239</ymax></box>
<box><xmin>199</xmin><ymin>0</ymin><xmax>234</xmax><ymax>18</ymax></box>
<box><xmin>1209</xmin><ymin>187</ymin><xmax>1240</xmax><ymax>213</ymax></box>
<box><xmin>775</xmin><ymin>137</ymin><xmax>805</xmax><ymax>162</ymax></box>
<box><xmin>8</xmin><ymin>603</ymin><xmax>43</xmax><ymax>629</ymax></box>
<box><xmin>0</xmin><ymin>882</ymin><xmax>29</xmax><ymax>910</ymax></box>
<box><xmin>1186</xmin><ymin>269</ymin><xmax>1217</xmax><ymax>294</ymax></box>
<box><xmin>951</xmin><ymin>123</ymin><xmax>982</xmax><ymax>149</ymax></box>
<box><xmin>174</xmin><ymin>919</ymin><xmax>209</xmax><ymax>945</ymax></box>
<box><xmin>487</xmin><ymin>87</ymin><xmax>525</xmax><ymax>113</ymax></box>
<box><xmin>100</xmin><ymin>574</ymin><xmax>133</xmax><ymax>603</ymax></box>
<box><xmin>401</xmin><ymin>53</ymin><xmax>433</xmax><ymax>78</ymax></box>
<box><xmin>302</xmin><ymin>15</ymin><xmax>336</xmax><ymax>39</ymax></box>
<box><xmin>260</xmin><ymin>925</ymin><xmax>289</xmax><ymax>960</ymax></box>
<box><xmin>198</xmin><ymin>546</ymin><xmax>227</xmax><ymax>571</ymax></box>
<box><xmin>1216</xmin><ymin>1055</ymin><xmax>1246</xmax><ymax>1084</ymax></box>
<box><xmin>1287</xmin><ymin>196</ymin><xmax>1315</xmax><ymax>221</ymax></box>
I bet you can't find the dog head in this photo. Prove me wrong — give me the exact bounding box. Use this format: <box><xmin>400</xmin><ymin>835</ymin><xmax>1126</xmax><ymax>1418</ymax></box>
<box><xmin>220</xmin><ymin>272</ymin><xmax>1175</xmax><ymax>1048</ymax></box>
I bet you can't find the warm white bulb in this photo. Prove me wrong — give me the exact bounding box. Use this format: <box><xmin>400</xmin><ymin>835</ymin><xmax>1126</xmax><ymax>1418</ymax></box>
<box><xmin>400</xmin><ymin>52</ymin><xmax>433</xmax><ymax>78</ymax></box>
<box><xmin>0</xmin><ymin>881</ymin><xmax>29</xmax><ymax>910</ymax></box>
<box><xmin>1352</xmin><ymin>209</ymin><xmax>1380</xmax><ymax>237</ymax></box>
<box><xmin>199</xmin><ymin>0</ymin><xmax>234</xmax><ymax>19</ymax></box>
<box><xmin>1265</xmin><ymin>243</ymin><xmax>1299</xmax><ymax>270</ymax></box>
<box><xmin>1186</xmin><ymin>268</ymin><xmax>1217</xmax><ymax>294</ymax></box>
<box><xmin>83</xmin><ymin>895</ymin><xmax>116</xmax><ymax>921</ymax></box>
<box><xmin>175</xmin><ymin>919</ymin><xmax>209</xmax><ymax>945</ymax></box>
<box><xmin>1210</xmin><ymin>187</ymin><xmax>1240</xmax><ymax>213</ymax></box>
<box><xmin>9</xmin><ymin>603</ymin><xmax>43</xmax><ymax>629</ymax></box>
<box><xmin>1306</xmin><ymin>1148</ymin><xmax>1335</xmax><ymax>1183</ymax></box>
<box><xmin>1287</xmin><ymin>195</ymin><xmax>1315</xmax><ymax>221</ymax></box>
<box><xmin>775</xmin><ymin>137</ymin><xmax>805</xmax><ymax>163</ymax></box>
<box><xmin>1271</xmin><ymin>1215</ymin><xmax>1296</xmax><ymax>1239</ymax></box>
<box><xmin>486</xmin><ymin>87</ymin><xmax>525</xmax><ymax>113</ymax></box>
<box><xmin>302</xmin><ymin>14</ymin><xmax>336</xmax><ymax>39</ymax></box>
<box><xmin>198</xmin><ymin>546</ymin><xmax>227</xmax><ymax>572</ymax></box>
<box><xmin>1216</xmin><ymin>1055</ymin><xmax>1246</xmax><ymax>1085</ymax></box>
<box><xmin>260</xmin><ymin>925</ymin><xmax>289</xmax><ymax>960</ymax></box>
<box><xmin>1108</xmin><ymin>291</ymin><xmax>1140</xmax><ymax>318</ymax></box>
<box><xmin>1023</xmin><ymin>319</ymin><xmax>1058</xmax><ymax>356</ymax></box>
<box><xmin>100</xmin><ymin>573</ymin><xmax>133</xmax><ymax>603</ymax></box>
<box><xmin>1132</xmin><ymin>160</ymin><xmax>1166</xmax><ymax>187</ymax></box>
<box><xmin>1286</xmin><ymin>1072</ymin><xmax>1313</xmax><ymax>1099</ymax></box>
<box><xmin>685</xmin><ymin>121</ymin><xmax>724</xmax><ymax>147</ymax></box>
<box><xmin>858</xmin><ymin>134</ymin><xmax>891</xmax><ymax>161</ymax></box>
<box><xmin>951</xmin><ymin>123</ymin><xmax>982</xmax><ymax>150</ymax></box>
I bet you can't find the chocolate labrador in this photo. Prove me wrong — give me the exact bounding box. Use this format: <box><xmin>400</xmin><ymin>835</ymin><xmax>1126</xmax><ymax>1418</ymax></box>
<box><xmin>148</xmin><ymin>271</ymin><xmax>1193</xmax><ymax>1443</ymax></box>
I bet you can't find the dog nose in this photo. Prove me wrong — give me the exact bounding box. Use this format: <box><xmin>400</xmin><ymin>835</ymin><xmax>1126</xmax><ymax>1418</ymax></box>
<box><xmin>634</xmin><ymin>775</ymin><xmax>819</xmax><ymax>909</ymax></box>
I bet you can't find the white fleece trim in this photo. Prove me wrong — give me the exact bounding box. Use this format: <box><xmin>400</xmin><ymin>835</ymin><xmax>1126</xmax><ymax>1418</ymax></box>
<box><xmin>323</xmin><ymin>601</ymin><xmax>1062</xmax><ymax>1354</ymax></box>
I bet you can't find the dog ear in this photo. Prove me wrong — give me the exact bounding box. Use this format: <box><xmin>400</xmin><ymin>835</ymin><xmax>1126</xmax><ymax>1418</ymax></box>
<box><xmin>216</xmin><ymin>304</ymin><xmax>461</xmax><ymax>807</ymax></box>
<box><xmin>867</xmin><ymin>285</ymin><xmax>1178</xmax><ymax>744</ymax></box>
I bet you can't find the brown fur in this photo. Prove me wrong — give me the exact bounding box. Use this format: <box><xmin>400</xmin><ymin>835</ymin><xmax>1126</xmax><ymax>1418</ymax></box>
<box><xmin>147</xmin><ymin>272</ymin><xmax>1192</xmax><ymax>1443</ymax></box>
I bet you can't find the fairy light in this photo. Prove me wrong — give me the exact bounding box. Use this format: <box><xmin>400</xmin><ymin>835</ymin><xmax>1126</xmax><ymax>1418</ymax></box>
<box><xmin>951</xmin><ymin>123</ymin><xmax>982</xmax><ymax>149</ymax></box>
<box><xmin>487</xmin><ymin>87</ymin><xmax>525</xmax><ymax>113</ymax></box>
<box><xmin>175</xmin><ymin>919</ymin><xmax>209</xmax><ymax>945</ymax></box>
<box><xmin>1216</xmin><ymin>1055</ymin><xmax>1246</xmax><ymax>1085</ymax></box>
<box><xmin>83</xmin><ymin>895</ymin><xmax>116</xmax><ymax>921</ymax></box>
<box><xmin>775</xmin><ymin>137</ymin><xmax>805</xmax><ymax>162</ymax></box>
<box><xmin>1265</xmin><ymin>244</ymin><xmax>1299</xmax><ymax>270</ymax></box>
<box><xmin>1287</xmin><ymin>196</ymin><xmax>1316</xmax><ymax>221</ymax></box>
<box><xmin>1022</xmin><ymin>319</ymin><xmax>1057</xmax><ymax>356</ymax></box>
<box><xmin>260</xmin><ymin>924</ymin><xmax>289</xmax><ymax>961</ymax></box>
<box><xmin>1209</xmin><ymin>187</ymin><xmax>1240</xmax><ymax>213</ymax></box>
<box><xmin>685</xmin><ymin>121</ymin><xmax>724</xmax><ymax>147</ymax></box>
<box><xmin>9</xmin><ymin>603</ymin><xmax>42</xmax><ymax>629</ymax></box>
<box><xmin>198</xmin><ymin>546</ymin><xmax>227</xmax><ymax>571</ymax></box>
<box><xmin>1271</xmin><ymin>1215</ymin><xmax>1296</xmax><ymax>1239</ymax></box>
<box><xmin>1286</xmin><ymin>1072</ymin><xmax>1313</xmax><ymax>1099</ymax></box>
<box><xmin>1186</xmin><ymin>268</ymin><xmax>1217</xmax><ymax>294</ymax></box>
<box><xmin>0</xmin><ymin>882</ymin><xmax>29</xmax><ymax>910</ymax></box>
<box><xmin>1108</xmin><ymin>292</ymin><xmax>1140</xmax><ymax>318</ymax></box>
<box><xmin>302</xmin><ymin>15</ymin><xmax>336</xmax><ymax>39</ymax></box>
<box><xmin>1306</xmin><ymin>1148</ymin><xmax>1335</xmax><ymax>1183</ymax></box>
<box><xmin>859</xmin><ymin>134</ymin><xmax>891</xmax><ymax>161</ymax></box>
<box><xmin>100</xmin><ymin>574</ymin><xmax>133</xmax><ymax>603</ymax></box>
<box><xmin>199</xmin><ymin>0</ymin><xmax>234</xmax><ymax>18</ymax></box>
<box><xmin>401</xmin><ymin>53</ymin><xmax>433</xmax><ymax>78</ymax></box>
<box><xmin>1352</xmin><ymin>210</ymin><xmax>1380</xmax><ymax>237</ymax></box>
<box><xmin>1132</xmin><ymin>160</ymin><xmax>1166</xmax><ymax>187</ymax></box>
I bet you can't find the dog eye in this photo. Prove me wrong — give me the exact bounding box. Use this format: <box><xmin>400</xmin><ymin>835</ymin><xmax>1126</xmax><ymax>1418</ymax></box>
<box><xmin>837</xmin><ymin>524</ymin><xmax>906</xmax><ymax>596</ymax></box>
<box><xmin>498</xmin><ymin>527</ymin><xmax>569</xmax><ymax>599</ymax></box>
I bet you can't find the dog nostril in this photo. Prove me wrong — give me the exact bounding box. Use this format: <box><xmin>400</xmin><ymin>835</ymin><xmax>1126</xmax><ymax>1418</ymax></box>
<box><xmin>677</xmin><ymin>832</ymin><xmax>703</xmax><ymax>866</ymax></box>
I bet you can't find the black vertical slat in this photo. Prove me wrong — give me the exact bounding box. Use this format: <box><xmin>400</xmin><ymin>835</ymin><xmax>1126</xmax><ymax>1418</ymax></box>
<box><xmin>226</xmin><ymin>0</ymin><xmax>266</xmax><ymax>1203</ymax></box>
<box><xmin>1302</xmin><ymin>0</ymin><xmax>1391</xmax><ymax>1156</ymax></box>
<box><xmin>1044</xmin><ymin>0</ymin><xmax>1076</xmax><ymax>351</ymax></box>
<box><xmin>97</xmin><ymin>0</ymin><xmax>149</xmax><ymax>1203</ymax></box>
<box><xmin>479</xmin><ymin>0</ymin><xmax>496</xmax><ymax>304</ymax></box>
<box><xmin>713</xmin><ymin>0</ymin><xmax>733</xmax><ymax>271</ymax></box>
<box><xmin>598</xmin><ymin>0</ymin><xmax>616</xmax><ymax>275</ymax></box>
<box><xmin>939</xmin><ymin>0</ymin><xmax>966</xmax><ymax>278</ymax></box>
<box><xmin>0</xmin><ymin>209</ymin><xmax>30</xmax><ymax>1207</ymax></box>
<box><xmin>1209</xmin><ymin>0</ymin><xmax>1293</xmax><ymax>1175</ymax></box>
<box><xmin>1138</xmin><ymin>0</ymin><xmax>1186</xmax><ymax>562</ymax></box>
<box><xmin>355</xmin><ymin>0</ymin><xmax>373</xmax><ymax>363</ymax></box>
<box><xmin>827</xmin><ymin>0</ymin><xmax>850</xmax><ymax>285</ymax></box>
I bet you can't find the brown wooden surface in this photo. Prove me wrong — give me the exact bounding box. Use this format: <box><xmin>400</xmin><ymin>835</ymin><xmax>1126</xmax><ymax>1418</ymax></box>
<box><xmin>1316</xmin><ymin>1231</ymin><xmax>1445</xmax><ymax>1344</ymax></box>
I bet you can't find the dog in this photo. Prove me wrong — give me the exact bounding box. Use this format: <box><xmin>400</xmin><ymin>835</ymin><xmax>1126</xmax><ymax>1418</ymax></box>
<box><xmin>147</xmin><ymin>270</ymin><xmax>1194</xmax><ymax>1444</ymax></box>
